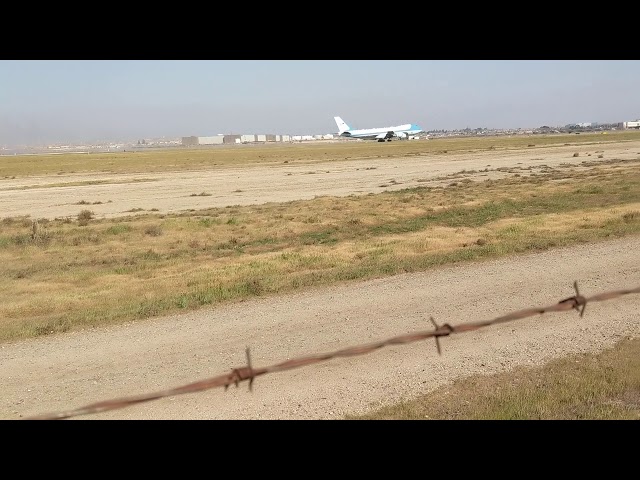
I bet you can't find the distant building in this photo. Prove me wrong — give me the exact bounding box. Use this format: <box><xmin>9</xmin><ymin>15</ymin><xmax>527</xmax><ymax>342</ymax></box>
<box><xmin>198</xmin><ymin>135</ymin><xmax>224</xmax><ymax>145</ymax></box>
<box><xmin>180</xmin><ymin>135</ymin><xmax>224</xmax><ymax>145</ymax></box>
<box><xmin>181</xmin><ymin>136</ymin><xmax>199</xmax><ymax>146</ymax></box>
<box><xmin>181</xmin><ymin>131</ymin><xmax>328</xmax><ymax>146</ymax></box>
<box><xmin>223</xmin><ymin>135</ymin><xmax>242</xmax><ymax>144</ymax></box>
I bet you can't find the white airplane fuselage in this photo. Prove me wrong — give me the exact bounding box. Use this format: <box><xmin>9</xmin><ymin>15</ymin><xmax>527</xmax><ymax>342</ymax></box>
<box><xmin>334</xmin><ymin>116</ymin><xmax>424</xmax><ymax>142</ymax></box>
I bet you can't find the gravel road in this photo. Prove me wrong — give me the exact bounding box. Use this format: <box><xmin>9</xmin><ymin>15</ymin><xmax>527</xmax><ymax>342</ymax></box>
<box><xmin>2</xmin><ymin>235</ymin><xmax>638</xmax><ymax>420</ymax></box>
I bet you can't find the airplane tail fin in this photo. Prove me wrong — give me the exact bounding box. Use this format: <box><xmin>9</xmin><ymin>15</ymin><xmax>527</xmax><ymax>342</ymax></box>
<box><xmin>334</xmin><ymin>116</ymin><xmax>351</xmax><ymax>133</ymax></box>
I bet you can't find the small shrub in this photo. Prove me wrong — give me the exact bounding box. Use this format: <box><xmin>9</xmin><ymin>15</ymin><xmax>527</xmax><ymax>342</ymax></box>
<box><xmin>31</xmin><ymin>220</ymin><xmax>39</xmax><ymax>239</ymax></box>
<box><xmin>244</xmin><ymin>278</ymin><xmax>264</xmax><ymax>296</ymax></box>
<box><xmin>11</xmin><ymin>234</ymin><xmax>33</xmax><ymax>246</ymax></box>
<box><xmin>144</xmin><ymin>225</ymin><xmax>163</xmax><ymax>236</ymax></box>
<box><xmin>140</xmin><ymin>249</ymin><xmax>161</xmax><ymax>260</ymax></box>
<box><xmin>573</xmin><ymin>152</ymin><xmax>580</xmax><ymax>157</ymax></box>
<box><xmin>622</xmin><ymin>211</ymin><xmax>640</xmax><ymax>223</ymax></box>
<box><xmin>77</xmin><ymin>209</ymin><xmax>94</xmax><ymax>226</ymax></box>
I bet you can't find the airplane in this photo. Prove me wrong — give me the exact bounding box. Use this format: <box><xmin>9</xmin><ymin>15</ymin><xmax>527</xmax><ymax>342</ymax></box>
<box><xmin>334</xmin><ymin>116</ymin><xmax>425</xmax><ymax>142</ymax></box>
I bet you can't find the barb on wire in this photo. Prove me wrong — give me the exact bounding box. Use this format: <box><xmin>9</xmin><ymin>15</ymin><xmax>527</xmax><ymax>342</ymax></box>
<box><xmin>558</xmin><ymin>281</ymin><xmax>587</xmax><ymax>317</ymax></box>
<box><xmin>23</xmin><ymin>282</ymin><xmax>640</xmax><ymax>420</ymax></box>
<box><xmin>429</xmin><ymin>316</ymin><xmax>453</xmax><ymax>355</ymax></box>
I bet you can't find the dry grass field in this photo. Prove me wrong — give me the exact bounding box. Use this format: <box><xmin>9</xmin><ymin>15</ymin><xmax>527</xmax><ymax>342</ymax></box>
<box><xmin>1</xmin><ymin>131</ymin><xmax>639</xmax><ymax>419</ymax></box>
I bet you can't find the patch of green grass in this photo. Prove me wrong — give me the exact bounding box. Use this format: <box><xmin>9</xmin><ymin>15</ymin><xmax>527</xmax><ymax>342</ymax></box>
<box><xmin>347</xmin><ymin>336</ymin><xmax>640</xmax><ymax>420</ymax></box>
<box><xmin>105</xmin><ymin>224</ymin><xmax>132</xmax><ymax>235</ymax></box>
<box><xmin>575</xmin><ymin>185</ymin><xmax>605</xmax><ymax>195</ymax></box>
<box><xmin>301</xmin><ymin>229</ymin><xmax>339</xmax><ymax>245</ymax></box>
<box><xmin>367</xmin><ymin>184</ymin><xmax>638</xmax><ymax>237</ymax></box>
<box><xmin>198</xmin><ymin>217</ymin><xmax>221</xmax><ymax>227</ymax></box>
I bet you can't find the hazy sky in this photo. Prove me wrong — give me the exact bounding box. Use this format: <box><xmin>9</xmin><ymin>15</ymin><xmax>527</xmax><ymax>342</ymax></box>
<box><xmin>1</xmin><ymin>60</ymin><xmax>639</xmax><ymax>146</ymax></box>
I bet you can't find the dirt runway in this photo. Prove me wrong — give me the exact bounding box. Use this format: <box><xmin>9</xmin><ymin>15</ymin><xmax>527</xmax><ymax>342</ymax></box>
<box><xmin>3</xmin><ymin>140</ymin><xmax>639</xmax><ymax>220</ymax></box>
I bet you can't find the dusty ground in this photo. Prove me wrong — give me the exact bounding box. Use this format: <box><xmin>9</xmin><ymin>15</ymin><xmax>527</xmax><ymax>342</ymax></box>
<box><xmin>2</xmin><ymin>140</ymin><xmax>640</xmax><ymax>220</ymax></box>
<box><xmin>1</xmin><ymin>139</ymin><xmax>639</xmax><ymax>420</ymax></box>
<box><xmin>1</xmin><ymin>235</ymin><xmax>639</xmax><ymax>420</ymax></box>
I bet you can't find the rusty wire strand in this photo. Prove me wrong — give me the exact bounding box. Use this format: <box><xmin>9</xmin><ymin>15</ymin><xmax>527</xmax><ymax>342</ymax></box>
<box><xmin>24</xmin><ymin>282</ymin><xmax>640</xmax><ymax>420</ymax></box>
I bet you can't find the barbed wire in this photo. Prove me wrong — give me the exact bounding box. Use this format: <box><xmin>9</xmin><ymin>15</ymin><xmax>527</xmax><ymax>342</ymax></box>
<box><xmin>24</xmin><ymin>281</ymin><xmax>640</xmax><ymax>420</ymax></box>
